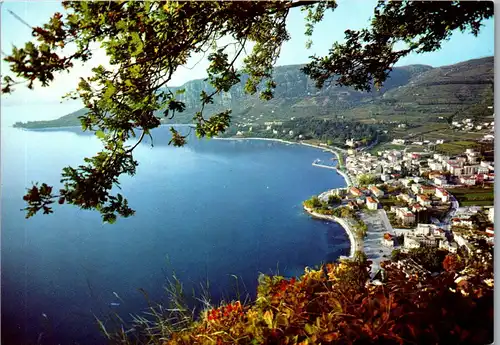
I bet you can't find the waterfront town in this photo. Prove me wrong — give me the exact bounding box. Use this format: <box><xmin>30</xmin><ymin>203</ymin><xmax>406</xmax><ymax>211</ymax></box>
<box><xmin>304</xmin><ymin>135</ymin><xmax>494</xmax><ymax>274</ymax></box>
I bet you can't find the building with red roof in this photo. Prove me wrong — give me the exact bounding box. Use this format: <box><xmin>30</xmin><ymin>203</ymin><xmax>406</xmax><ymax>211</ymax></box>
<box><xmin>350</xmin><ymin>187</ymin><xmax>363</xmax><ymax>197</ymax></box>
<box><xmin>366</xmin><ymin>197</ymin><xmax>379</xmax><ymax>210</ymax></box>
<box><xmin>417</xmin><ymin>194</ymin><xmax>432</xmax><ymax>207</ymax></box>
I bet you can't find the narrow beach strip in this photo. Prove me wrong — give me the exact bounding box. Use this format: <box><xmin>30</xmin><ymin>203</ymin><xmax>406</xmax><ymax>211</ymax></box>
<box><xmin>303</xmin><ymin>206</ymin><xmax>362</xmax><ymax>258</ymax></box>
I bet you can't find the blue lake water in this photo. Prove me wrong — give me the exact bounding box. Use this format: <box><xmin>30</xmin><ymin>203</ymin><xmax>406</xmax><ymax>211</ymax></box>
<box><xmin>1</xmin><ymin>120</ymin><xmax>348</xmax><ymax>344</ymax></box>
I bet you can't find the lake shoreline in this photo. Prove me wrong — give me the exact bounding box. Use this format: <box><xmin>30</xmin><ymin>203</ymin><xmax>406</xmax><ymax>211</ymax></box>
<box><xmin>303</xmin><ymin>206</ymin><xmax>361</xmax><ymax>258</ymax></box>
<box><xmin>13</xmin><ymin>127</ymin><xmax>356</xmax><ymax>262</ymax></box>
<box><xmin>215</xmin><ymin>136</ymin><xmax>357</xmax><ymax>258</ymax></box>
<box><xmin>213</xmin><ymin>137</ymin><xmax>352</xmax><ymax>186</ymax></box>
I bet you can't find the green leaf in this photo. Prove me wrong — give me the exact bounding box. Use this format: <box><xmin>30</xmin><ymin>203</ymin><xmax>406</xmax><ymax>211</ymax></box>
<box><xmin>263</xmin><ymin>310</ymin><xmax>274</xmax><ymax>328</ymax></box>
<box><xmin>96</xmin><ymin>130</ymin><xmax>105</xmax><ymax>139</ymax></box>
<box><xmin>130</xmin><ymin>32</ymin><xmax>144</xmax><ymax>56</ymax></box>
<box><xmin>304</xmin><ymin>323</ymin><xmax>314</xmax><ymax>335</ymax></box>
<box><xmin>129</xmin><ymin>65</ymin><xmax>140</xmax><ymax>78</ymax></box>
<box><xmin>105</xmin><ymin>214</ymin><xmax>117</xmax><ymax>224</ymax></box>
<box><xmin>103</xmin><ymin>82</ymin><xmax>116</xmax><ymax>99</ymax></box>
<box><xmin>116</xmin><ymin>20</ymin><xmax>127</xmax><ymax>31</ymax></box>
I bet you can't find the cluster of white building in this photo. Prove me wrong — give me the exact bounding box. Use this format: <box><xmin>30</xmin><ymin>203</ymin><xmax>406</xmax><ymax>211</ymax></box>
<box><xmin>345</xmin><ymin>150</ymin><xmax>406</xmax><ymax>178</ymax></box>
<box><xmin>382</xmin><ymin>223</ymin><xmax>458</xmax><ymax>253</ymax></box>
<box><xmin>392</xmin><ymin>138</ymin><xmax>445</xmax><ymax>146</ymax></box>
<box><xmin>383</xmin><ymin>204</ymin><xmax>495</xmax><ymax>254</ymax></box>
<box><xmin>340</xmin><ymin>140</ymin><xmax>494</xmax><ymax>257</ymax></box>
<box><xmin>389</xmin><ymin>183</ymin><xmax>450</xmax><ymax>226</ymax></box>
<box><xmin>451</xmin><ymin>118</ymin><xmax>494</xmax><ymax>132</ymax></box>
<box><xmin>345</xmin><ymin>146</ymin><xmax>494</xmax><ymax>189</ymax></box>
<box><xmin>324</xmin><ymin>185</ymin><xmax>385</xmax><ymax>211</ymax></box>
<box><xmin>346</xmin><ymin>150</ymin><xmax>429</xmax><ymax>182</ymax></box>
<box><xmin>346</xmin><ymin>138</ymin><xmax>364</xmax><ymax>148</ymax></box>
<box><xmin>451</xmin><ymin>206</ymin><xmax>494</xmax><ymax>230</ymax></box>
<box><xmin>432</xmin><ymin>149</ymin><xmax>494</xmax><ymax>183</ymax></box>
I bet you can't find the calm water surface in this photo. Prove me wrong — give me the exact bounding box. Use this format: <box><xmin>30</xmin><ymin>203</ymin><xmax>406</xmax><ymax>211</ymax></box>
<box><xmin>2</xmin><ymin>113</ymin><xmax>348</xmax><ymax>344</ymax></box>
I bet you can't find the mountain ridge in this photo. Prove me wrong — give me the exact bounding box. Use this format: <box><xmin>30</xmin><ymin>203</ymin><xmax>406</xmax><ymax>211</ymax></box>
<box><xmin>13</xmin><ymin>56</ymin><xmax>493</xmax><ymax>130</ymax></box>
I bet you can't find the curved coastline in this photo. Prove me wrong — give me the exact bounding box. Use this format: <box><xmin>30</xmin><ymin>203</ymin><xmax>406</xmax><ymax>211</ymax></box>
<box><xmin>215</xmin><ymin>136</ymin><xmax>358</xmax><ymax>258</ymax></box>
<box><xmin>214</xmin><ymin>137</ymin><xmax>352</xmax><ymax>186</ymax></box>
<box><xmin>303</xmin><ymin>206</ymin><xmax>361</xmax><ymax>258</ymax></box>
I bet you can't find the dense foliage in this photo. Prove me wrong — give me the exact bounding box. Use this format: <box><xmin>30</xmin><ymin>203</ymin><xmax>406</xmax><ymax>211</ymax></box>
<box><xmin>392</xmin><ymin>247</ymin><xmax>449</xmax><ymax>273</ymax></box>
<box><xmin>2</xmin><ymin>0</ymin><xmax>493</xmax><ymax>221</ymax></box>
<box><xmin>303</xmin><ymin>198</ymin><xmax>368</xmax><ymax>240</ymax></box>
<box><xmin>303</xmin><ymin>196</ymin><xmax>323</xmax><ymax>209</ymax></box>
<box><xmin>357</xmin><ymin>174</ymin><xmax>377</xmax><ymax>187</ymax></box>
<box><xmin>351</xmin><ymin>218</ymin><xmax>368</xmax><ymax>239</ymax></box>
<box><xmin>303</xmin><ymin>197</ymin><xmax>354</xmax><ymax>218</ymax></box>
<box><xmin>103</xmin><ymin>252</ymin><xmax>493</xmax><ymax>345</ymax></box>
<box><xmin>287</xmin><ymin>118</ymin><xmax>383</xmax><ymax>144</ymax></box>
<box><xmin>220</xmin><ymin>117</ymin><xmax>387</xmax><ymax>146</ymax></box>
<box><xmin>327</xmin><ymin>194</ymin><xmax>341</xmax><ymax>206</ymax></box>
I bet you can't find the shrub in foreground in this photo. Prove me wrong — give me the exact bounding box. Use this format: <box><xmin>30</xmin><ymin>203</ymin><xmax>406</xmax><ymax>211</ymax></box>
<box><xmin>107</xmin><ymin>253</ymin><xmax>493</xmax><ymax>345</ymax></box>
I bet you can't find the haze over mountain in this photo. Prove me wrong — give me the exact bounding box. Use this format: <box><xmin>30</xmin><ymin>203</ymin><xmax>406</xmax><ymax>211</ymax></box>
<box><xmin>14</xmin><ymin>56</ymin><xmax>493</xmax><ymax>129</ymax></box>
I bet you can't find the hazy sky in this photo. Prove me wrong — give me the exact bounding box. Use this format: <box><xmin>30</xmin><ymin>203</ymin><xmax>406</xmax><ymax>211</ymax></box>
<box><xmin>1</xmin><ymin>0</ymin><xmax>495</xmax><ymax>108</ymax></box>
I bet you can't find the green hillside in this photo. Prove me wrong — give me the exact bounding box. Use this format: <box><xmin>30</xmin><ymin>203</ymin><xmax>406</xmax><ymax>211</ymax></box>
<box><xmin>14</xmin><ymin>108</ymin><xmax>88</xmax><ymax>129</ymax></box>
<box><xmin>13</xmin><ymin>57</ymin><xmax>493</xmax><ymax>135</ymax></box>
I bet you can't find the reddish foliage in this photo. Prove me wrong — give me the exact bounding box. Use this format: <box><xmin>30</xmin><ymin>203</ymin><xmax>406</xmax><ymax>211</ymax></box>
<box><xmin>157</xmin><ymin>257</ymin><xmax>494</xmax><ymax>345</ymax></box>
<box><xmin>443</xmin><ymin>254</ymin><xmax>459</xmax><ymax>272</ymax></box>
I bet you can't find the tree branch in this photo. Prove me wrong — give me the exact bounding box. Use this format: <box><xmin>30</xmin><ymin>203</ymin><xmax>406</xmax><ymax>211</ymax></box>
<box><xmin>287</xmin><ymin>0</ymin><xmax>322</xmax><ymax>9</ymax></box>
<box><xmin>126</xmin><ymin>129</ymin><xmax>146</xmax><ymax>153</ymax></box>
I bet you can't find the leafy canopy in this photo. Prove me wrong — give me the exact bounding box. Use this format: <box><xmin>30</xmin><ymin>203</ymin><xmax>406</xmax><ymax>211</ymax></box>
<box><xmin>358</xmin><ymin>174</ymin><xmax>377</xmax><ymax>186</ymax></box>
<box><xmin>2</xmin><ymin>0</ymin><xmax>493</xmax><ymax>222</ymax></box>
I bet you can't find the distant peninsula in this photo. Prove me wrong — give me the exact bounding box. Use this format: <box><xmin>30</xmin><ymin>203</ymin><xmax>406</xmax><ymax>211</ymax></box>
<box><xmin>13</xmin><ymin>56</ymin><xmax>493</xmax><ymax>149</ymax></box>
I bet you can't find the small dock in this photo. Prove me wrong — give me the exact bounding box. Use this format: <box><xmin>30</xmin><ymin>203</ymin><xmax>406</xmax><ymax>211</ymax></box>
<box><xmin>312</xmin><ymin>162</ymin><xmax>338</xmax><ymax>170</ymax></box>
<box><xmin>312</xmin><ymin>159</ymin><xmax>337</xmax><ymax>170</ymax></box>
<box><xmin>312</xmin><ymin>159</ymin><xmax>352</xmax><ymax>186</ymax></box>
